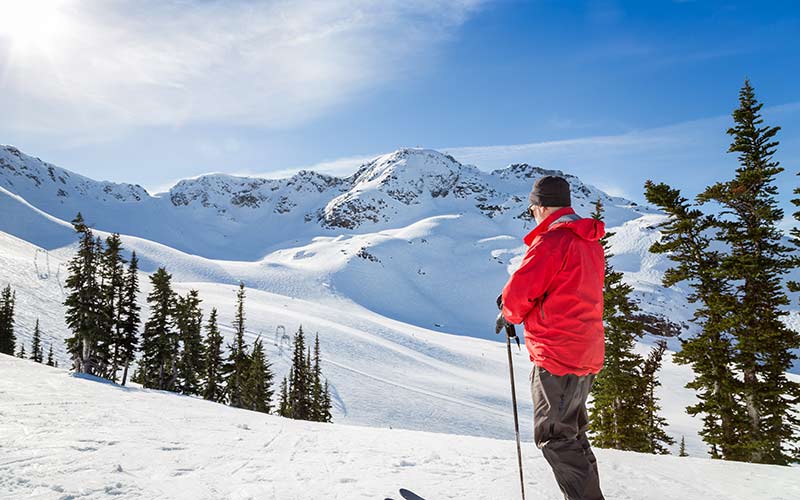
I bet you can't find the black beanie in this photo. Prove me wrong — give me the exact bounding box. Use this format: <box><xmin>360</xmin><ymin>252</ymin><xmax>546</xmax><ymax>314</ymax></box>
<box><xmin>529</xmin><ymin>175</ymin><xmax>571</xmax><ymax>207</ymax></box>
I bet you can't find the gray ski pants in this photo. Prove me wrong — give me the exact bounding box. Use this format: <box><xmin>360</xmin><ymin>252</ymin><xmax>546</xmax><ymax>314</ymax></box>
<box><xmin>531</xmin><ymin>365</ymin><xmax>604</xmax><ymax>500</ymax></box>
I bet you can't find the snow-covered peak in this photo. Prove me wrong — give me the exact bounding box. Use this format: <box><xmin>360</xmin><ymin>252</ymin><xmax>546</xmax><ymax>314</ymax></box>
<box><xmin>0</xmin><ymin>145</ymin><xmax>149</xmax><ymax>206</ymax></box>
<box><xmin>349</xmin><ymin>148</ymin><xmax>468</xmax><ymax>191</ymax></box>
<box><xmin>0</xmin><ymin>143</ymin><xmax>648</xmax><ymax>258</ymax></box>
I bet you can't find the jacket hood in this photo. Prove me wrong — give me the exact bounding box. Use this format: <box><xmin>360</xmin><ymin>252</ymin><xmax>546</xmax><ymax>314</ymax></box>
<box><xmin>558</xmin><ymin>217</ymin><xmax>605</xmax><ymax>242</ymax></box>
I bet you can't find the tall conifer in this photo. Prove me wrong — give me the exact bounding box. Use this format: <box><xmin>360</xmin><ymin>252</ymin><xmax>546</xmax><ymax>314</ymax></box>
<box><xmin>589</xmin><ymin>200</ymin><xmax>650</xmax><ymax>451</ymax></box>
<box><xmin>278</xmin><ymin>375</ymin><xmax>291</xmax><ymax>418</ymax></box>
<box><xmin>30</xmin><ymin>319</ymin><xmax>43</xmax><ymax>363</ymax></box>
<box><xmin>118</xmin><ymin>252</ymin><xmax>141</xmax><ymax>386</ymax></box>
<box><xmin>46</xmin><ymin>344</ymin><xmax>55</xmax><ymax>367</ymax></box>
<box><xmin>639</xmin><ymin>340</ymin><xmax>675</xmax><ymax>454</ymax></box>
<box><xmin>242</xmin><ymin>337</ymin><xmax>274</xmax><ymax>413</ymax></box>
<box><xmin>202</xmin><ymin>308</ymin><xmax>225</xmax><ymax>402</ymax></box>
<box><xmin>644</xmin><ymin>182</ymin><xmax>744</xmax><ymax>460</ymax></box>
<box><xmin>140</xmin><ymin>267</ymin><xmax>178</xmax><ymax>391</ymax></box>
<box><xmin>0</xmin><ymin>284</ymin><xmax>16</xmax><ymax>355</ymax></box>
<box><xmin>288</xmin><ymin>326</ymin><xmax>312</xmax><ymax>420</ymax></box>
<box><xmin>698</xmin><ymin>80</ymin><xmax>799</xmax><ymax>464</ymax></box>
<box><xmin>102</xmin><ymin>233</ymin><xmax>127</xmax><ymax>381</ymax></box>
<box><xmin>223</xmin><ymin>282</ymin><xmax>250</xmax><ymax>408</ymax></box>
<box><xmin>176</xmin><ymin>290</ymin><xmax>205</xmax><ymax>395</ymax></box>
<box><xmin>64</xmin><ymin>213</ymin><xmax>106</xmax><ymax>376</ymax></box>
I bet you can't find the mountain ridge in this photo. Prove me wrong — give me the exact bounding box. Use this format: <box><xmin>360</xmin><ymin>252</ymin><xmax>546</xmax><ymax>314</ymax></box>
<box><xmin>0</xmin><ymin>143</ymin><xmax>679</xmax><ymax>344</ymax></box>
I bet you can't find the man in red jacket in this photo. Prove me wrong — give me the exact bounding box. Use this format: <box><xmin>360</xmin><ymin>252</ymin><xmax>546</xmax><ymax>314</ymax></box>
<box><xmin>497</xmin><ymin>175</ymin><xmax>605</xmax><ymax>500</ymax></box>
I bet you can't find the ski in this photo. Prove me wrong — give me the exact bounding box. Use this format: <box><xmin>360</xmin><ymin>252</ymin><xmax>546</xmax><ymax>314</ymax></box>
<box><xmin>399</xmin><ymin>489</ymin><xmax>427</xmax><ymax>500</ymax></box>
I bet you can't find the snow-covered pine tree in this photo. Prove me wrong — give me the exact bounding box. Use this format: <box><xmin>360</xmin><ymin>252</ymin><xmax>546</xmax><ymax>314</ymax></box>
<box><xmin>679</xmin><ymin>436</ymin><xmax>689</xmax><ymax>457</ymax></box>
<box><xmin>639</xmin><ymin>340</ymin><xmax>675</xmax><ymax>454</ymax></box>
<box><xmin>101</xmin><ymin>233</ymin><xmax>127</xmax><ymax>381</ymax></box>
<box><xmin>242</xmin><ymin>337</ymin><xmax>274</xmax><ymax>413</ymax></box>
<box><xmin>140</xmin><ymin>267</ymin><xmax>179</xmax><ymax>391</ymax></box>
<box><xmin>46</xmin><ymin>344</ymin><xmax>55</xmax><ymax>367</ymax></box>
<box><xmin>64</xmin><ymin>213</ymin><xmax>107</xmax><ymax>376</ymax></box>
<box><xmin>644</xmin><ymin>181</ymin><xmax>745</xmax><ymax>460</ymax></box>
<box><xmin>17</xmin><ymin>342</ymin><xmax>26</xmax><ymax>358</ymax></box>
<box><xmin>175</xmin><ymin>290</ymin><xmax>205</xmax><ymax>396</ymax></box>
<box><xmin>118</xmin><ymin>252</ymin><xmax>141</xmax><ymax>386</ymax></box>
<box><xmin>30</xmin><ymin>319</ymin><xmax>43</xmax><ymax>363</ymax></box>
<box><xmin>0</xmin><ymin>284</ymin><xmax>16</xmax><ymax>355</ymax></box>
<box><xmin>698</xmin><ymin>80</ymin><xmax>800</xmax><ymax>465</ymax></box>
<box><xmin>223</xmin><ymin>282</ymin><xmax>250</xmax><ymax>408</ymax></box>
<box><xmin>588</xmin><ymin>200</ymin><xmax>650</xmax><ymax>451</ymax></box>
<box><xmin>202</xmin><ymin>308</ymin><xmax>226</xmax><ymax>402</ymax></box>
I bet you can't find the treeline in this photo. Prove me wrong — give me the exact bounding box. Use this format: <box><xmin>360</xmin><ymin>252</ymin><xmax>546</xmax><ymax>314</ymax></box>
<box><xmin>591</xmin><ymin>80</ymin><xmax>799</xmax><ymax>466</ymax></box>
<box><xmin>60</xmin><ymin>216</ymin><xmax>332</xmax><ymax>422</ymax></box>
<box><xmin>0</xmin><ymin>285</ymin><xmax>58</xmax><ymax>366</ymax></box>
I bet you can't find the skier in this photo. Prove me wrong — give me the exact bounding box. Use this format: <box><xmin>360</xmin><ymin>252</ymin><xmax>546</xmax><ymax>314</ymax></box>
<box><xmin>496</xmin><ymin>175</ymin><xmax>605</xmax><ymax>500</ymax></box>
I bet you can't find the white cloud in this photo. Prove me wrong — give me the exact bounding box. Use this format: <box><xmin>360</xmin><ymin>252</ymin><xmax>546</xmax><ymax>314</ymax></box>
<box><xmin>0</xmin><ymin>0</ymin><xmax>484</xmax><ymax>137</ymax></box>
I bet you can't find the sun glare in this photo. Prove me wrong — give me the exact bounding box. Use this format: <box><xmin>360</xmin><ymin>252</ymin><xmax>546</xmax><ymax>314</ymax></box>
<box><xmin>0</xmin><ymin>0</ymin><xmax>69</xmax><ymax>51</ymax></box>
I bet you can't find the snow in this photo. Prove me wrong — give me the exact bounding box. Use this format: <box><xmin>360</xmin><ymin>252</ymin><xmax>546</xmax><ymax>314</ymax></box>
<box><xmin>0</xmin><ymin>144</ymin><xmax>671</xmax><ymax>342</ymax></box>
<box><xmin>0</xmin><ymin>228</ymin><xmax>716</xmax><ymax>449</ymax></box>
<box><xmin>2</xmin><ymin>143</ymin><xmax>800</xmax><ymax>493</ymax></box>
<box><xmin>2</xmin><ymin>354</ymin><xmax>799</xmax><ymax>500</ymax></box>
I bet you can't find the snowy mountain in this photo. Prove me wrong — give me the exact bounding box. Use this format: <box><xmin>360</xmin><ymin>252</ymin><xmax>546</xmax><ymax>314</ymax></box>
<box><xmin>3</xmin><ymin>354</ymin><xmax>799</xmax><ymax>500</ymax></box>
<box><xmin>0</xmin><ymin>144</ymin><xmax>682</xmax><ymax>339</ymax></box>
<box><xmin>1</xmin><ymin>145</ymin><xmax>645</xmax><ymax>256</ymax></box>
<box><xmin>2</xmin><ymin>143</ymin><xmax>789</xmax><ymax>455</ymax></box>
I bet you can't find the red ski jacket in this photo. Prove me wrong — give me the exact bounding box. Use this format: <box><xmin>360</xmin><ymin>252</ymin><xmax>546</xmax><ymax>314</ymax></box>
<box><xmin>501</xmin><ymin>207</ymin><xmax>605</xmax><ymax>376</ymax></box>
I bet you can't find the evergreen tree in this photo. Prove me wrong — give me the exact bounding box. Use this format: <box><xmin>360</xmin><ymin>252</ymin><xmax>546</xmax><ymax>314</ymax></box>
<box><xmin>101</xmin><ymin>233</ymin><xmax>127</xmax><ymax>381</ymax></box>
<box><xmin>644</xmin><ymin>182</ymin><xmax>745</xmax><ymax>460</ymax></box>
<box><xmin>17</xmin><ymin>342</ymin><xmax>26</xmax><ymax>358</ymax></box>
<box><xmin>242</xmin><ymin>337</ymin><xmax>274</xmax><ymax>413</ymax></box>
<box><xmin>320</xmin><ymin>380</ymin><xmax>333</xmax><ymax>423</ymax></box>
<box><xmin>588</xmin><ymin>200</ymin><xmax>650</xmax><ymax>451</ymax></box>
<box><xmin>310</xmin><ymin>334</ymin><xmax>324</xmax><ymax>421</ymax></box>
<box><xmin>30</xmin><ymin>319</ymin><xmax>43</xmax><ymax>363</ymax></box>
<box><xmin>639</xmin><ymin>340</ymin><xmax>675</xmax><ymax>454</ymax></box>
<box><xmin>140</xmin><ymin>267</ymin><xmax>178</xmax><ymax>391</ymax></box>
<box><xmin>223</xmin><ymin>282</ymin><xmax>250</xmax><ymax>408</ymax></box>
<box><xmin>309</xmin><ymin>333</ymin><xmax>333</xmax><ymax>422</ymax></box>
<box><xmin>93</xmin><ymin>235</ymin><xmax>114</xmax><ymax>374</ymax></box>
<box><xmin>202</xmin><ymin>308</ymin><xmax>226</xmax><ymax>402</ymax></box>
<box><xmin>46</xmin><ymin>344</ymin><xmax>55</xmax><ymax>367</ymax></box>
<box><xmin>679</xmin><ymin>436</ymin><xmax>689</xmax><ymax>457</ymax></box>
<box><xmin>698</xmin><ymin>80</ymin><xmax>800</xmax><ymax>464</ymax></box>
<box><xmin>118</xmin><ymin>252</ymin><xmax>141</xmax><ymax>386</ymax></box>
<box><xmin>0</xmin><ymin>284</ymin><xmax>16</xmax><ymax>355</ymax></box>
<box><xmin>175</xmin><ymin>290</ymin><xmax>205</xmax><ymax>395</ymax></box>
<box><xmin>288</xmin><ymin>326</ymin><xmax>312</xmax><ymax>420</ymax></box>
<box><xmin>64</xmin><ymin>213</ymin><xmax>107</xmax><ymax>376</ymax></box>
<box><xmin>279</xmin><ymin>373</ymin><xmax>292</xmax><ymax>417</ymax></box>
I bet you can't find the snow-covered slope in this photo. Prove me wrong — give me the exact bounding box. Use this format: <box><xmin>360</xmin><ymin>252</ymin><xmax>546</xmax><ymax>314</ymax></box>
<box><xmin>2</xmin><ymin>144</ymin><xmax>795</xmax><ymax>456</ymax></box>
<box><xmin>0</xmin><ymin>144</ymin><xmax>682</xmax><ymax>341</ymax></box>
<box><xmin>2</xmin><ymin>354</ymin><xmax>798</xmax><ymax>500</ymax></box>
<box><xmin>0</xmin><ymin>230</ymin><xmax>714</xmax><ymax>447</ymax></box>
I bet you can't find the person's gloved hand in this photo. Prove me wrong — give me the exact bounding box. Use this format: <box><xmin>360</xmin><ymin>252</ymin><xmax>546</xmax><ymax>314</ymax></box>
<box><xmin>495</xmin><ymin>310</ymin><xmax>512</xmax><ymax>335</ymax></box>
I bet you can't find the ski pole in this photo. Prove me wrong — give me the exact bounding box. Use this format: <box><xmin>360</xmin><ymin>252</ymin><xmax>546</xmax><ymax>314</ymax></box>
<box><xmin>496</xmin><ymin>296</ymin><xmax>525</xmax><ymax>500</ymax></box>
<box><xmin>504</xmin><ymin>322</ymin><xmax>526</xmax><ymax>500</ymax></box>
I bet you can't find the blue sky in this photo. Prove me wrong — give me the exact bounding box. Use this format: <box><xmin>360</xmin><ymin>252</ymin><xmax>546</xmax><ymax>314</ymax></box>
<box><xmin>1</xmin><ymin>0</ymin><xmax>798</xmax><ymax>206</ymax></box>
